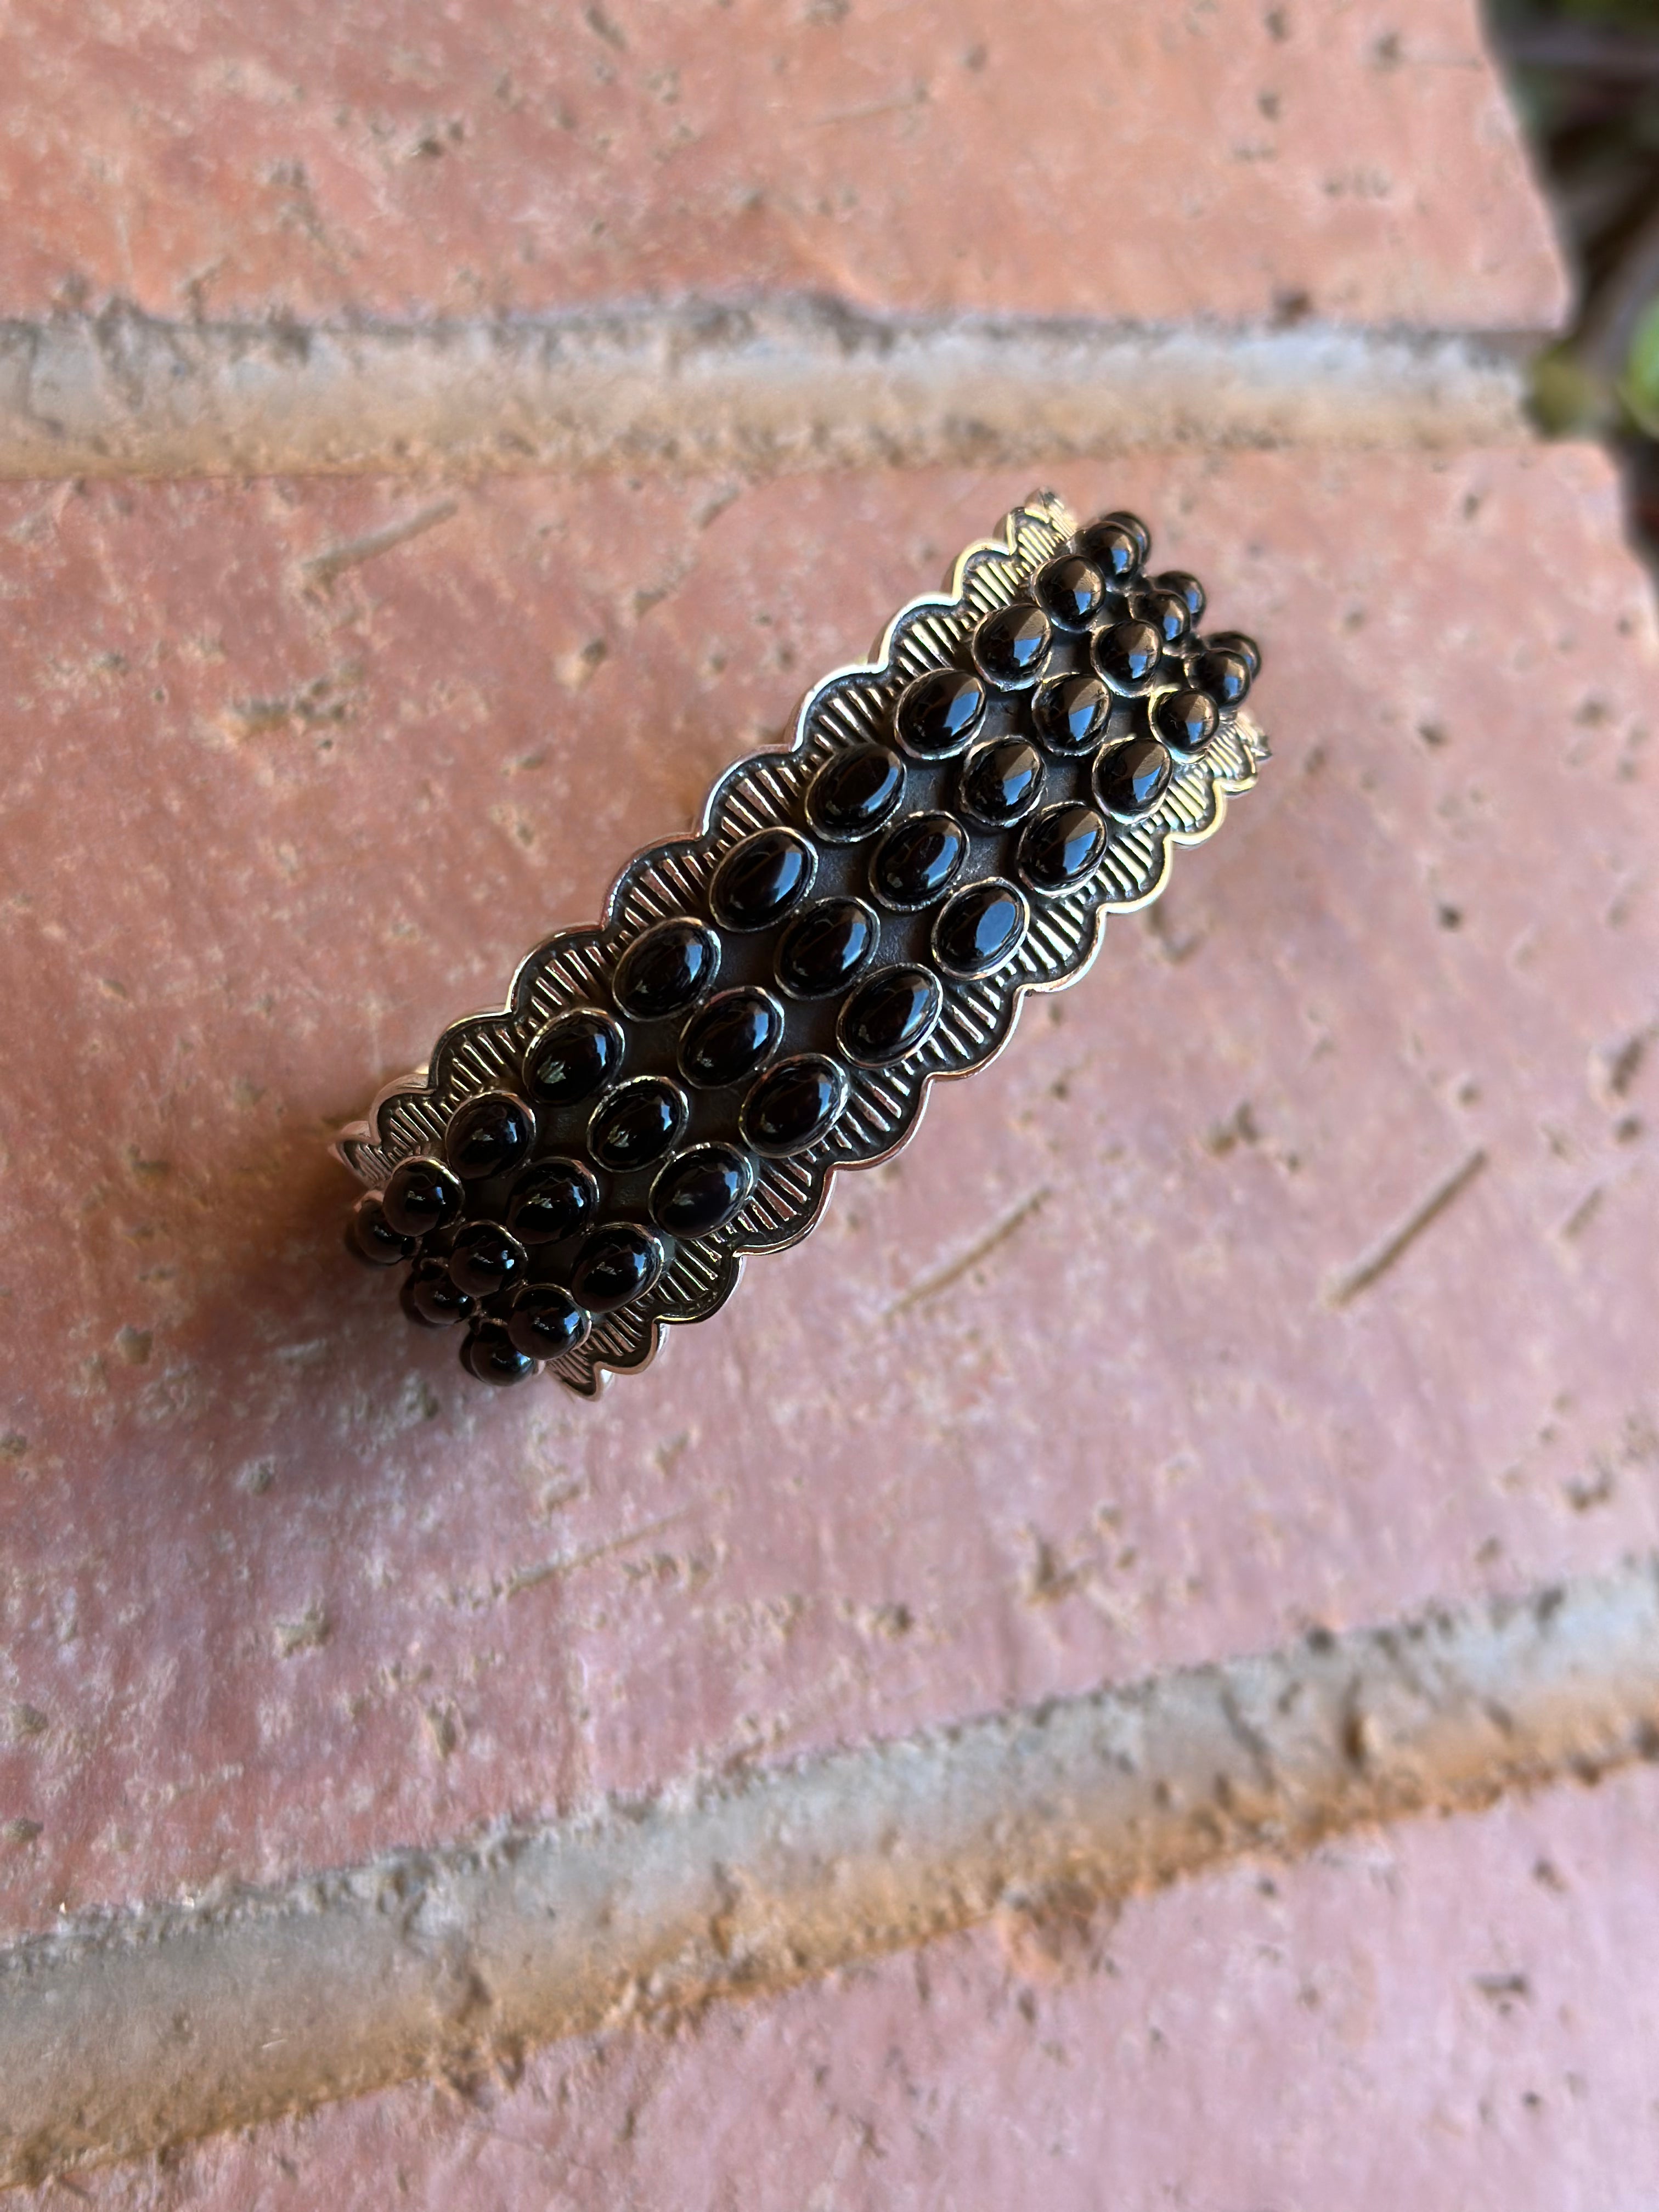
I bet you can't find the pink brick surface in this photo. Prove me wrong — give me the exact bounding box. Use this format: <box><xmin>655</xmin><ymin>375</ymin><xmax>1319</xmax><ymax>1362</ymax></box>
<box><xmin>0</xmin><ymin>447</ymin><xmax>1654</xmax><ymax>1941</ymax></box>
<box><xmin>0</xmin><ymin>0</ymin><xmax>1565</xmax><ymax>328</ymax></box>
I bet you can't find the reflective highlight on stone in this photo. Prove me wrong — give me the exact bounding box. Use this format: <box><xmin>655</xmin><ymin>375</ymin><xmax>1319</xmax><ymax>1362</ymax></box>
<box><xmin>1018</xmin><ymin>802</ymin><xmax>1109</xmax><ymax>895</ymax></box>
<box><xmin>570</xmin><ymin>1222</ymin><xmax>664</xmax><ymax>1313</ymax></box>
<box><xmin>776</xmin><ymin>898</ymin><xmax>878</xmax><ymax>998</ymax></box>
<box><xmin>1031</xmin><ymin>672</ymin><xmax>1111</xmax><ymax>754</ymax></box>
<box><xmin>588</xmin><ymin>1077</ymin><xmax>687</xmax><ymax>1172</ymax></box>
<box><xmin>447</xmin><ymin>1220</ymin><xmax>531</xmax><ymax>1299</ymax></box>
<box><xmin>932</xmin><ymin>879</ymin><xmax>1029</xmax><ymax>978</ymax></box>
<box><xmin>971</xmin><ymin>601</ymin><xmax>1052</xmax><ymax>691</ymax></box>
<box><xmin>507</xmin><ymin>1283</ymin><xmax>591</xmax><ymax>1361</ymax></box>
<box><xmin>612</xmin><ymin>917</ymin><xmax>719</xmax><ymax>1020</ymax></box>
<box><xmin>678</xmin><ymin>987</ymin><xmax>783</xmax><ymax>1090</ymax></box>
<box><xmin>870</xmin><ymin>811</ymin><xmax>967</xmax><ymax>909</ymax></box>
<box><xmin>958</xmin><ymin>737</ymin><xmax>1045</xmax><ymax>828</ymax></box>
<box><xmin>650</xmin><ymin>1143</ymin><xmax>754</xmax><ymax>1237</ymax></box>
<box><xmin>401</xmin><ymin>1256</ymin><xmax>477</xmax><ymax>1328</ymax></box>
<box><xmin>1155</xmin><ymin>687</ymin><xmax>1221</xmax><ymax>755</ymax></box>
<box><xmin>709</xmin><ymin>828</ymin><xmax>816</xmax><ymax>932</ymax></box>
<box><xmin>740</xmin><ymin>1054</ymin><xmax>849</xmax><ymax>1156</ymax></box>
<box><xmin>443</xmin><ymin>1090</ymin><xmax>537</xmax><ymax>1183</ymax></box>
<box><xmin>347</xmin><ymin>1191</ymin><xmax>417</xmax><ymax>1267</ymax></box>
<box><xmin>381</xmin><ymin>1154</ymin><xmax>465</xmax><ymax>1239</ymax></box>
<box><xmin>1034</xmin><ymin>554</ymin><xmax>1106</xmax><ymax>631</ymax></box>
<box><xmin>893</xmin><ymin>667</ymin><xmax>986</xmax><ymax>760</ymax></box>
<box><xmin>805</xmin><ymin>742</ymin><xmax>906</xmax><ymax>840</ymax></box>
<box><xmin>1093</xmin><ymin>618</ymin><xmax>1163</xmax><ymax>690</ymax></box>
<box><xmin>462</xmin><ymin>1318</ymin><xmax>538</xmax><ymax>1387</ymax></box>
<box><xmin>1094</xmin><ymin>736</ymin><xmax>1174</xmax><ymax>817</ymax></box>
<box><xmin>506</xmin><ymin>1158</ymin><xmax>600</xmax><ymax>1246</ymax></box>
<box><xmin>522</xmin><ymin>1006</ymin><xmax>624</xmax><ymax>1108</ymax></box>
<box><xmin>837</xmin><ymin>965</ymin><xmax>943</xmax><ymax>1066</ymax></box>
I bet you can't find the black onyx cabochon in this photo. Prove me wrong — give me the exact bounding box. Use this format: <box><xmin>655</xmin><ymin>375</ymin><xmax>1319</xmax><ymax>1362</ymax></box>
<box><xmin>1018</xmin><ymin>802</ymin><xmax>1109</xmax><ymax>895</ymax></box>
<box><xmin>1155</xmin><ymin>569</ymin><xmax>1206</xmax><ymax>622</ymax></box>
<box><xmin>588</xmin><ymin>1077</ymin><xmax>687</xmax><ymax>1172</ymax></box>
<box><xmin>1155</xmin><ymin>687</ymin><xmax>1220</xmax><ymax>755</ymax></box>
<box><xmin>348</xmin><ymin>1192</ymin><xmax>416</xmax><ymax>1267</ymax></box>
<box><xmin>894</xmin><ymin>667</ymin><xmax>986</xmax><ymax>760</ymax></box>
<box><xmin>612</xmin><ymin>916</ymin><xmax>719</xmax><ymax>1020</ymax></box>
<box><xmin>805</xmin><ymin>742</ymin><xmax>906</xmax><ymax>840</ymax></box>
<box><xmin>506</xmin><ymin>1157</ymin><xmax>600</xmax><ymax>1246</ymax></box>
<box><xmin>1093</xmin><ymin>618</ymin><xmax>1163</xmax><ymax>691</ymax></box>
<box><xmin>571</xmin><ymin>1223</ymin><xmax>664</xmax><ymax>1314</ymax></box>
<box><xmin>443</xmin><ymin>1090</ymin><xmax>537</xmax><ymax>1182</ymax></box>
<box><xmin>522</xmin><ymin>1006</ymin><xmax>624</xmax><ymax>1108</ymax></box>
<box><xmin>740</xmin><ymin>1054</ymin><xmax>849</xmax><ymax>1156</ymax></box>
<box><xmin>836</xmin><ymin>966</ymin><xmax>943</xmax><ymax>1067</ymax></box>
<box><xmin>958</xmin><ymin>737</ymin><xmax>1045</xmax><ymax>828</ymax></box>
<box><xmin>1033</xmin><ymin>553</ymin><xmax>1107</xmax><ymax>631</ymax></box>
<box><xmin>1094</xmin><ymin>736</ymin><xmax>1174</xmax><ymax>819</ymax></box>
<box><xmin>1031</xmin><ymin>672</ymin><xmax>1111</xmax><ymax>754</ymax></box>
<box><xmin>463</xmin><ymin>1318</ymin><xmax>538</xmax><ymax>1387</ymax></box>
<box><xmin>1195</xmin><ymin>645</ymin><xmax>1254</xmax><ymax>706</ymax></box>
<box><xmin>870</xmin><ymin>811</ymin><xmax>967</xmax><ymax>910</ymax></box>
<box><xmin>932</xmin><ymin>879</ymin><xmax>1029</xmax><ymax>979</ymax></box>
<box><xmin>1076</xmin><ymin>511</ymin><xmax>1148</xmax><ymax>578</ymax></box>
<box><xmin>650</xmin><ymin>1143</ymin><xmax>754</xmax><ymax>1236</ymax></box>
<box><xmin>776</xmin><ymin>897</ymin><xmax>878</xmax><ymax>998</ymax></box>
<box><xmin>1140</xmin><ymin>588</ymin><xmax>1192</xmax><ymax>646</ymax></box>
<box><xmin>1205</xmin><ymin>629</ymin><xmax>1261</xmax><ymax>678</ymax></box>
<box><xmin>678</xmin><ymin>987</ymin><xmax>783</xmax><ymax>1090</ymax></box>
<box><xmin>971</xmin><ymin>600</ymin><xmax>1052</xmax><ymax>690</ymax></box>
<box><xmin>507</xmin><ymin>1283</ymin><xmax>591</xmax><ymax>1361</ymax></box>
<box><xmin>402</xmin><ymin>1257</ymin><xmax>477</xmax><ymax>1328</ymax></box>
<box><xmin>380</xmin><ymin>1154</ymin><xmax>465</xmax><ymax>1238</ymax></box>
<box><xmin>709</xmin><ymin>828</ymin><xmax>816</xmax><ymax>931</ymax></box>
<box><xmin>447</xmin><ymin>1220</ymin><xmax>529</xmax><ymax>1299</ymax></box>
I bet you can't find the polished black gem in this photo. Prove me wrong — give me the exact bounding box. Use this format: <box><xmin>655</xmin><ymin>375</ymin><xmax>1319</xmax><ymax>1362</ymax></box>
<box><xmin>775</xmin><ymin>897</ymin><xmax>877</xmax><ymax>998</ymax></box>
<box><xmin>612</xmin><ymin>917</ymin><xmax>719</xmax><ymax>1020</ymax></box>
<box><xmin>805</xmin><ymin>742</ymin><xmax>906</xmax><ymax>839</ymax></box>
<box><xmin>462</xmin><ymin>1318</ymin><xmax>538</xmax><ymax>1387</ymax></box>
<box><xmin>506</xmin><ymin>1157</ymin><xmax>600</xmax><ymax>1245</ymax></box>
<box><xmin>709</xmin><ymin>828</ymin><xmax>816</xmax><ymax>931</ymax></box>
<box><xmin>507</xmin><ymin>1283</ymin><xmax>591</xmax><ymax>1361</ymax></box>
<box><xmin>894</xmin><ymin>667</ymin><xmax>986</xmax><ymax>759</ymax></box>
<box><xmin>651</xmin><ymin>1143</ymin><xmax>754</xmax><ymax>1236</ymax></box>
<box><xmin>1094</xmin><ymin>736</ymin><xmax>1173</xmax><ymax>817</ymax></box>
<box><xmin>837</xmin><ymin>965</ymin><xmax>943</xmax><ymax>1066</ymax></box>
<box><xmin>443</xmin><ymin>1090</ymin><xmax>537</xmax><ymax>1183</ymax></box>
<box><xmin>1018</xmin><ymin>802</ymin><xmax>1108</xmax><ymax>894</ymax></box>
<box><xmin>1077</xmin><ymin>510</ymin><xmax>1149</xmax><ymax>576</ymax></box>
<box><xmin>933</xmin><ymin>880</ymin><xmax>1029</xmax><ymax>978</ymax></box>
<box><xmin>971</xmin><ymin>601</ymin><xmax>1051</xmax><ymax>691</ymax></box>
<box><xmin>381</xmin><ymin>1154</ymin><xmax>465</xmax><ymax>1239</ymax></box>
<box><xmin>570</xmin><ymin>1222</ymin><xmax>664</xmax><ymax>1313</ymax></box>
<box><xmin>1194</xmin><ymin>647</ymin><xmax>1252</xmax><ymax>707</ymax></box>
<box><xmin>347</xmin><ymin>1192</ymin><xmax>417</xmax><ymax>1268</ymax></box>
<box><xmin>448</xmin><ymin>1220</ymin><xmax>530</xmax><ymax>1298</ymax></box>
<box><xmin>958</xmin><ymin>737</ymin><xmax>1045</xmax><ymax>828</ymax></box>
<box><xmin>1033</xmin><ymin>554</ymin><xmax>1107</xmax><ymax>632</ymax></box>
<box><xmin>402</xmin><ymin>1256</ymin><xmax>477</xmax><ymax>1328</ymax></box>
<box><xmin>522</xmin><ymin>1006</ymin><xmax>623</xmax><ymax>1108</ymax></box>
<box><xmin>1031</xmin><ymin>672</ymin><xmax>1110</xmax><ymax>754</ymax></box>
<box><xmin>870</xmin><ymin>811</ymin><xmax>967</xmax><ymax>909</ymax></box>
<box><xmin>678</xmin><ymin>987</ymin><xmax>783</xmax><ymax>1089</ymax></box>
<box><xmin>1155</xmin><ymin>687</ymin><xmax>1221</xmax><ymax>755</ymax></box>
<box><xmin>1140</xmin><ymin>588</ymin><xmax>1192</xmax><ymax>647</ymax></box>
<box><xmin>588</xmin><ymin>1077</ymin><xmax>687</xmax><ymax>1172</ymax></box>
<box><xmin>1154</xmin><ymin>569</ymin><xmax>1206</xmax><ymax>622</ymax></box>
<box><xmin>1093</xmin><ymin>618</ymin><xmax>1164</xmax><ymax>690</ymax></box>
<box><xmin>740</xmin><ymin>1054</ymin><xmax>848</xmax><ymax>1156</ymax></box>
<box><xmin>1205</xmin><ymin>628</ymin><xmax>1261</xmax><ymax>679</ymax></box>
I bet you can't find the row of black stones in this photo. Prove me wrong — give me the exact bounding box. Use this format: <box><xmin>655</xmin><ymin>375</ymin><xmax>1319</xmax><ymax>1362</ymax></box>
<box><xmin>348</xmin><ymin>509</ymin><xmax>1260</xmax><ymax>1387</ymax></box>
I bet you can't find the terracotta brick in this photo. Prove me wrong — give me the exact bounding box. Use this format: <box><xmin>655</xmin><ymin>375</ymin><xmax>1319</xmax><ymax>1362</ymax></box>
<box><xmin>0</xmin><ymin>447</ymin><xmax>1654</xmax><ymax>1944</ymax></box>
<box><xmin>0</xmin><ymin>0</ymin><xmax>1565</xmax><ymax>328</ymax></box>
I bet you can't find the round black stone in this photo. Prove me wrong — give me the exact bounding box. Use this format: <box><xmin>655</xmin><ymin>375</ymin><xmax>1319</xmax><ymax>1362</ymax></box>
<box><xmin>347</xmin><ymin>1191</ymin><xmax>417</xmax><ymax>1268</ymax></box>
<box><xmin>678</xmin><ymin>987</ymin><xmax>783</xmax><ymax>1090</ymax></box>
<box><xmin>506</xmin><ymin>1157</ymin><xmax>600</xmax><ymax>1246</ymax></box>
<box><xmin>740</xmin><ymin>1055</ymin><xmax>848</xmax><ymax>1157</ymax></box>
<box><xmin>570</xmin><ymin>1222</ymin><xmax>664</xmax><ymax>1313</ymax></box>
<box><xmin>443</xmin><ymin>1090</ymin><xmax>537</xmax><ymax>1183</ymax></box>
<box><xmin>709</xmin><ymin>828</ymin><xmax>816</xmax><ymax>932</ymax></box>
<box><xmin>522</xmin><ymin>1006</ymin><xmax>623</xmax><ymax>1108</ymax></box>
<box><xmin>805</xmin><ymin>742</ymin><xmax>906</xmax><ymax>840</ymax></box>
<box><xmin>1139</xmin><ymin>588</ymin><xmax>1192</xmax><ymax>647</ymax></box>
<box><xmin>970</xmin><ymin>601</ymin><xmax>1052</xmax><ymax>691</ymax></box>
<box><xmin>1031</xmin><ymin>672</ymin><xmax>1111</xmax><ymax>754</ymax></box>
<box><xmin>612</xmin><ymin>917</ymin><xmax>719</xmax><ymax>1021</ymax></box>
<box><xmin>650</xmin><ymin>1143</ymin><xmax>754</xmax><ymax>1236</ymax></box>
<box><xmin>933</xmin><ymin>879</ymin><xmax>1029</xmax><ymax>978</ymax></box>
<box><xmin>380</xmin><ymin>1154</ymin><xmax>466</xmax><ymax>1239</ymax></box>
<box><xmin>893</xmin><ymin>667</ymin><xmax>986</xmax><ymax>760</ymax></box>
<box><xmin>402</xmin><ymin>1256</ymin><xmax>477</xmax><ymax>1328</ymax></box>
<box><xmin>958</xmin><ymin>737</ymin><xmax>1045</xmax><ymax>828</ymax></box>
<box><xmin>1077</xmin><ymin>510</ymin><xmax>1150</xmax><ymax>577</ymax></box>
<box><xmin>1033</xmin><ymin>554</ymin><xmax>1107</xmax><ymax>631</ymax></box>
<box><xmin>462</xmin><ymin>1318</ymin><xmax>538</xmax><ymax>1387</ymax></box>
<box><xmin>837</xmin><ymin>966</ymin><xmax>943</xmax><ymax>1066</ymax></box>
<box><xmin>1093</xmin><ymin>618</ymin><xmax>1164</xmax><ymax>691</ymax></box>
<box><xmin>1155</xmin><ymin>687</ymin><xmax>1221</xmax><ymax>756</ymax></box>
<box><xmin>870</xmin><ymin>811</ymin><xmax>967</xmax><ymax>910</ymax></box>
<box><xmin>1194</xmin><ymin>647</ymin><xmax>1252</xmax><ymax>707</ymax></box>
<box><xmin>1204</xmin><ymin>629</ymin><xmax>1261</xmax><ymax>679</ymax></box>
<box><xmin>1018</xmin><ymin>803</ymin><xmax>1108</xmax><ymax>895</ymax></box>
<box><xmin>775</xmin><ymin>897</ymin><xmax>878</xmax><ymax>998</ymax></box>
<box><xmin>1094</xmin><ymin>736</ymin><xmax>1173</xmax><ymax>818</ymax></box>
<box><xmin>448</xmin><ymin>1220</ymin><xmax>531</xmax><ymax>1299</ymax></box>
<box><xmin>506</xmin><ymin>1283</ymin><xmax>591</xmax><ymax>1361</ymax></box>
<box><xmin>588</xmin><ymin>1077</ymin><xmax>686</xmax><ymax>1172</ymax></box>
<box><xmin>1155</xmin><ymin>569</ymin><xmax>1206</xmax><ymax>622</ymax></box>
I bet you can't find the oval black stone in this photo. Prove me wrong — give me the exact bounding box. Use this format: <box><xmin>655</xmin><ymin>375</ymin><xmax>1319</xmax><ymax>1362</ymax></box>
<box><xmin>381</xmin><ymin>1154</ymin><xmax>466</xmax><ymax>1239</ymax></box>
<box><xmin>837</xmin><ymin>966</ymin><xmax>943</xmax><ymax>1066</ymax></box>
<box><xmin>805</xmin><ymin>742</ymin><xmax>906</xmax><ymax>840</ymax></box>
<box><xmin>775</xmin><ymin>898</ymin><xmax>877</xmax><ymax>998</ymax></box>
<box><xmin>1031</xmin><ymin>672</ymin><xmax>1111</xmax><ymax>754</ymax></box>
<box><xmin>448</xmin><ymin>1220</ymin><xmax>531</xmax><ymax>1299</ymax></box>
<box><xmin>506</xmin><ymin>1157</ymin><xmax>600</xmax><ymax>1246</ymax></box>
<box><xmin>1155</xmin><ymin>569</ymin><xmax>1206</xmax><ymax>622</ymax></box>
<box><xmin>507</xmin><ymin>1283</ymin><xmax>591</xmax><ymax>1361</ymax></box>
<box><xmin>678</xmin><ymin>987</ymin><xmax>783</xmax><ymax>1090</ymax></box>
<box><xmin>709</xmin><ymin>828</ymin><xmax>816</xmax><ymax>931</ymax></box>
<box><xmin>570</xmin><ymin>1222</ymin><xmax>664</xmax><ymax>1313</ymax></box>
<box><xmin>612</xmin><ymin>917</ymin><xmax>719</xmax><ymax>1021</ymax></box>
<box><xmin>347</xmin><ymin>1192</ymin><xmax>417</xmax><ymax>1268</ymax></box>
<box><xmin>443</xmin><ymin>1090</ymin><xmax>537</xmax><ymax>1183</ymax></box>
<box><xmin>958</xmin><ymin>737</ymin><xmax>1045</xmax><ymax>828</ymax></box>
<box><xmin>1140</xmin><ymin>588</ymin><xmax>1192</xmax><ymax>647</ymax></box>
<box><xmin>650</xmin><ymin>1143</ymin><xmax>754</xmax><ymax>1237</ymax></box>
<box><xmin>402</xmin><ymin>1256</ymin><xmax>477</xmax><ymax>1328</ymax></box>
<box><xmin>1093</xmin><ymin>618</ymin><xmax>1164</xmax><ymax>691</ymax></box>
<box><xmin>1195</xmin><ymin>645</ymin><xmax>1255</xmax><ymax>705</ymax></box>
<box><xmin>522</xmin><ymin>1006</ymin><xmax>623</xmax><ymax>1108</ymax></box>
<box><xmin>462</xmin><ymin>1318</ymin><xmax>538</xmax><ymax>1387</ymax></box>
<box><xmin>1018</xmin><ymin>803</ymin><xmax>1108</xmax><ymax>895</ymax></box>
<box><xmin>1155</xmin><ymin>687</ymin><xmax>1221</xmax><ymax>756</ymax></box>
<box><xmin>740</xmin><ymin>1054</ymin><xmax>848</xmax><ymax>1157</ymax></box>
<box><xmin>1033</xmin><ymin>554</ymin><xmax>1107</xmax><ymax>631</ymax></box>
<box><xmin>870</xmin><ymin>811</ymin><xmax>967</xmax><ymax>910</ymax></box>
<box><xmin>971</xmin><ymin>601</ymin><xmax>1052</xmax><ymax>691</ymax></box>
<box><xmin>893</xmin><ymin>667</ymin><xmax>986</xmax><ymax>760</ymax></box>
<box><xmin>588</xmin><ymin>1077</ymin><xmax>686</xmax><ymax>1172</ymax></box>
<box><xmin>1204</xmin><ymin>629</ymin><xmax>1261</xmax><ymax>679</ymax></box>
<box><xmin>933</xmin><ymin>880</ymin><xmax>1029</xmax><ymax>978</ymax></box>
<box><xmin>1094</xmin><ymin>736</ymin><xmax>1173</xmax><ymax>818</ymax></box>
<box><xmin>1078</xmin><ymin>510</ymin><xmax>1150</xmax><ymax>576</ymax></box>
